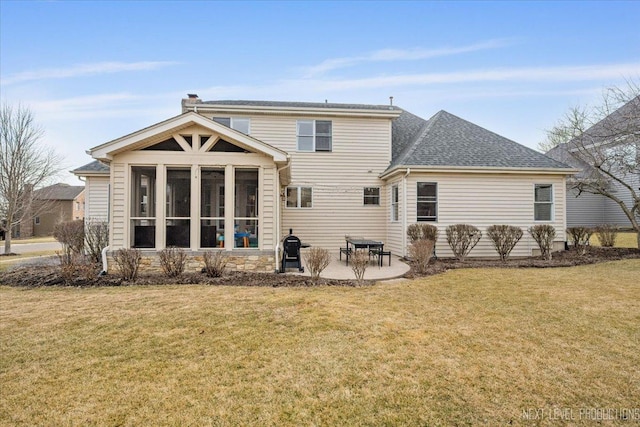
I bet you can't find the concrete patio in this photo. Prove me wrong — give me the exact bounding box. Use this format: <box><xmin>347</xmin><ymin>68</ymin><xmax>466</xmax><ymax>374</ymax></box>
<box><xmin>287</xmin><ymin>250</ymin><xmax>410</xmax><ymax>280</ymax></box>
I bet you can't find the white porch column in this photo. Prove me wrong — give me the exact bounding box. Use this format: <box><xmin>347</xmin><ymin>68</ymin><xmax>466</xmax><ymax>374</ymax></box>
<box><xmin>190</xmin><ymin>166</ymin><xmax>199</xmax><ymax>250</ymax></box>
<box><xmin>156</xmin><ymin>163</ymin><xmax>166</xmax><ymax>250</ymax></box>
<box><xmin>224</xmin><ymin>164</ymin><xmax>234</xmax><ymax>250</ymax></box>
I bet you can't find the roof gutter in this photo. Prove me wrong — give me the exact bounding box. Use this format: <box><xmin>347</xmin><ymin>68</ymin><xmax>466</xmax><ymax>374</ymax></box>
<box><xmin>380</xmin><ymin>165</ymin><xmax>580</xmax><ymax>180</ymax></box>
<box><xmin>183</xmin><ymin>103</ymin><xmax>402</xmax><ymax>119</ymax></box>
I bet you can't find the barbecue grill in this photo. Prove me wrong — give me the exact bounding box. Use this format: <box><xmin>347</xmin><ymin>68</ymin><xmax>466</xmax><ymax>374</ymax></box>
<box><xmin>280</xmin><ymin>233</ymin><xmax>304</xmax><ymax>273</ymax></box>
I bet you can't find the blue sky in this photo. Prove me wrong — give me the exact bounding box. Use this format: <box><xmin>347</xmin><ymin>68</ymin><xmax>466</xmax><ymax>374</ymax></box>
<box><xmin>1</xmin><ymin>1</ymin><xmax>639</xmax><ymax>184</ymax></box>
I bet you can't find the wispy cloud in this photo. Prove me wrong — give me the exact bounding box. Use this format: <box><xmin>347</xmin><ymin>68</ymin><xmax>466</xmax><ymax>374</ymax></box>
<box><xmin>302</xmin><ymin>39</ymin><xmax>515</xmax><ymax>77</ymax></box>
<box><xmin>292</xmin><ymin>62</ymin><xmax>640</xmax><ymax>92</ymax></box>
<box><xmin>1</xmin><ymin>61</ymin><xmax>178</xmax><ymax>86</ymax></box>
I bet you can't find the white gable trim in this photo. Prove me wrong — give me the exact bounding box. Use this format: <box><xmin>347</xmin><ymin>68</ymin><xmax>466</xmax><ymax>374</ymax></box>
<box><xmin>88</xmin><ymin>112</ymin><xmax>288</xmax><ymax>162</ymax></box>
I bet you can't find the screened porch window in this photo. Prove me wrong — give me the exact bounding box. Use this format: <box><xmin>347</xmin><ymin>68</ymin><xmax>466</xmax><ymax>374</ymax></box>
<box><xmin>200</xmin><ymin>168</ymin><xmax>225</xmax><ymax>248</ymax></box>
<box><xmin>131</xmin><ymin>166</ymin><xmax>156</xmax><ymax>248</ymax></box>
<box><xmin>234</xmin><ymin>169</ymin><xmax>259</xmax><ymax>248</ymax></box>
<box><xmin>166</xmin><ymin>168</ymin><xmax>191</xmax><ymax>247</ymax></box>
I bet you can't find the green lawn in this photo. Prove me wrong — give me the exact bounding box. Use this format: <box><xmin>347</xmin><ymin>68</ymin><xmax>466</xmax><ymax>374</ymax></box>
<box><xmin>1</xmin><ymin>260</ymin><xmax>639</xmax><ymax>426</ymax></box>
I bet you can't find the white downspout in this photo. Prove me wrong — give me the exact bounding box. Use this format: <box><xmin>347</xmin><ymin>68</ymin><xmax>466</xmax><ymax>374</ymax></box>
<box><xmin>402</xmin><ymin>168</ymin><xmax>411</xmax><ymax>257</ymax></box>
<box><xmin>100</xmin><ymin>245</ymin><xmax>109</xmax><ymax>275</ymax></box>
<box><xmin>274</xmin><ymin>157</ymin><xmax>291</xmax><ymax>272</ymax></box>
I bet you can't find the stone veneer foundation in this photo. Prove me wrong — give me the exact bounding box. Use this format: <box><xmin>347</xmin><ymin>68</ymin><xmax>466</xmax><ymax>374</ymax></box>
<box><xmin>106</xmin><ymin>250</ymin><xmax>276</xmax><ymax>274</ymax></box>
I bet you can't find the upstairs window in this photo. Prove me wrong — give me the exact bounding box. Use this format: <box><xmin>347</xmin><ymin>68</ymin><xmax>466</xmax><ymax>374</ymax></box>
<box><xmin>534</xmin><ymin>184</ymin><xmax>553</xmax><ymax>221</ymax></box>
<box><xmin>297</xmin><ymin>120</ymin><xmax>332</xmax><ymax>152</ymax></box>
<box><xmin>363</xmin><ymin>187</ymin><xmax>380</xmax><ymax>205</ymax></box>
<box><xmin>417</xmin><ymin>182</ymin><xmax>437</xmax><ymax>222</ymax></box>
<box><xmin>213</xmin><ymin>117</ymin><xmax>250</xmax><ymax>135</ymax></box>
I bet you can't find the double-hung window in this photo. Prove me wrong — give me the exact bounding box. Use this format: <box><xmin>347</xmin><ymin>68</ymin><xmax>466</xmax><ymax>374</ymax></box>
<box><xmin>534</xmin><ymin>184</ymin><xmax>553</xmax><ymax>221</ymax></box>
<box><xmin>297</xmin><ymin>120</ymin><xmax>332</xmax><ymax>152</ymax></box>
<box><xmin>417</xmin><ymin>182</ymin><xmax>437</xmax><ymax>222</ymax></box>
<box><xmin>391</xmin><ymin>185</ymin><xmax>399</xmax><ymax>222</ymax></box>
<box><xmin>213</xmin><ymin>117</ymin><xmax>250</xmax><ymax>135</ymax></box>
<box><xmin>363</xmin><ymin>187</ymin><xmax>380</xmax><ymax>205</ymax></box>
<box><xmin>286</xmin><ymin>186</ymin><xmax>313</xmax><ymax>208</ymax></box>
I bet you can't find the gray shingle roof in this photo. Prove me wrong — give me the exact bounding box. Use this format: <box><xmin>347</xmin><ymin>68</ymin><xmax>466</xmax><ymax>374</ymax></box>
<box><xmin>34</xmin><ymin>183</ymin><xmax>84</xmax><ymax>201</ymax></box>
<box><xmin>390</xmin><ymin>110</ymin><xmax>573</xmax><ymax>170</ymax></box>
<box><xmin>72</xmin><ymin>160</ymin><xmax>110</xmax><ymax>174</ymax></box>
<box><xmin>202</xmin><ymin>100</ymin><xmax>401</xmax><ymax>111</ymax></box>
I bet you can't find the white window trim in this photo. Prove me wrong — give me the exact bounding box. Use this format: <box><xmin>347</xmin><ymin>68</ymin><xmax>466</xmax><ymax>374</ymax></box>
<box><xmin>363</xmin><ymin>187</ymin><xmax>381</xmax><ymax>206</ymax></box>
<box><xmin>417</xmin><ymin>182</ymin><xmax>438</xmax><ymax>222</ymax></box>
<box><xmin>534</xmin><ymin>183</ymin><xmax>554</xmax><ymax>222</ymax></box>
<box><xmin>285</xmin><ymin>186</ymin><xmax>313</xmax><ymax>209</ymax></box>
<box><xmin>296</xmin><ymin>120</ymin><xmax>332</xmax><ymax>152</ymax></box>
<box><xmin>391</xmin><ymin>184</ymin><xmax>399</xmax><ymax>222</ymax></box>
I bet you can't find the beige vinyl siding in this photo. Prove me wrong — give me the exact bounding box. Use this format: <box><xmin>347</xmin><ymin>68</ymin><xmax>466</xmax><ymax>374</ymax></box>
<box><xmin>403</xmin><ymin>173</ymin><xmax>567</xmax><ymax>258</ymax></box>
<box><xmin>261</xmin><ymin>116</ymin><xmax>391</xmax><ymax>250</ymax></box>
<box><xmin>111</xmin><ymin>163</ymin><xmax>126</xmax><ymax>248</ymax></box>
<box><xmin>262</xmin><ymin>166</ymin><xmax>276</xmax><ymax>248</ymax></box>
<box><xmin>385</xmin><ymin>178</ymin><xmax>404</xmax><ymax>256</ymax></box>
<box><xmin>85</xmin><ymin>176</ymin><xmax>109</xmax><ymax>221</ymax></box>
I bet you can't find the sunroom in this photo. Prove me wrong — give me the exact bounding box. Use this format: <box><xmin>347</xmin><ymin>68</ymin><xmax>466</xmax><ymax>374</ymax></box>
<box><xmin>88</xmin><ymin>112</ymin><xmax>290</xmax><ymax>260</ymax></box>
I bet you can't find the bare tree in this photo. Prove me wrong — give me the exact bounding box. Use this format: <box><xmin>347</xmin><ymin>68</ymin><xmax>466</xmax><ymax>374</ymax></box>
<box><xmin>0</xmin><ymin>104</ymin><xmax>61</xmax><ymax>254</ymax></box>
<box><xmin>542</xmin><ymin>82</ymin><xmax>640</xmax><ymax>248</ymax></box>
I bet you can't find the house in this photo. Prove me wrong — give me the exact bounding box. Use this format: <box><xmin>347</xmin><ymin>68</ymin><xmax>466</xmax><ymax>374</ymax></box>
<box><xmin>25</xmin><ymin>183</ymin><xmax>85</xmax><ymax>237</ymax></box>
<box><xmin>73</xmin><ymin>95</ymin><xmax>575</xmax><ymax>272</ymax></box>
<box><xmin>546</xmin><ymin>96</ymin><xmax>640</xmax><ymax>228</ymax></box>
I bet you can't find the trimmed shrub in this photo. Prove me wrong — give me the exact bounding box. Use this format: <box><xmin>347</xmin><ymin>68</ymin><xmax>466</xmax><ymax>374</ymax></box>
<box><xmin>53</xmin><ymin>220</ymin><xmax>85</xmax><ymax>265</ymax></box>
<box><xmin>567</xmin><ymin>227</ymin><xmax>593</xmax><ymax>255</ymax></box>
<box><xmin>85</xmin><ymin>219</ymin><xmax>109</xmax><ymax>264</ymax></box>
<box><xmin>350</xmin><ymin>249</ymin><xmax>369</xmax><ymax>283</ymax></box>
<box><xmin>407</xmin><ymin>223</ymin><xmax>439</xmax><ymax>242</ymax></box>
<box><xmin>595</xmin><ymin>224</ymin><xmax>618</xmax><ymax>247</ymax></box>
<box><xmin>528</xmin><ymin>224</ymin><xmax>556</xmax><ymax>261</ymax></box>
<box><xmin>112</xmin><ymin>248</ymin><xmax>141</xmax><ymax>281</ymax></box>
<box><xmin>159</xmin><ymin>247</ymin><xmax>187</xmax><ymax>278</ymax></box>
<box><xmin>303</xmin><ymin>247</ymin><xmax>331</xmax><ymax>283</ymax></box>
<box><xmin>487</xmin><ymin>225</ymin><xmax>523</xmax><ymax>261</ymax></box>
<box><xmin>408</xmin><ymin>239</ymin><xmax>435</xmax><ymax>274</ymax></box>
<box><xmin>445</xmin><ymin>224</ymin><xmax>482</xmax><ymax>260</ymax></box>
<box><xmin>202</xmin><ymin>250</ymin><xmax>228</xmax><ymax>277</ymax></box>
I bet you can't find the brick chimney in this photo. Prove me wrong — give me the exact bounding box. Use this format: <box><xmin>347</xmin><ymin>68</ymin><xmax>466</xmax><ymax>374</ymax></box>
<box><xmin>181</xmin><ymin>93</ymin><xmax>201</xmax><ymax>113</ymax></box>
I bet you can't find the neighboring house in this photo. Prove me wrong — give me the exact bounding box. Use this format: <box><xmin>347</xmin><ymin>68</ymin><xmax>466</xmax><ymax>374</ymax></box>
<box><xmin>73</xmin><ymin>95</ymin><xmax>575</xmax><ymax>272</ymax></box>
<box><xmin>546</xmin><ymin>96</ymin><xmax>640</xmax><ymax>228</ymax></box>
<box><xmin>27</xmin><ymin>183</ymin><xmax>85</xmax><ymax>237</ymax></box>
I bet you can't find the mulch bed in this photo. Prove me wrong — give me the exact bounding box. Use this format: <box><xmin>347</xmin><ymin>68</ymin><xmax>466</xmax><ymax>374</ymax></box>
<box><xmin>1</xmin><ymin>247</ymin><xmax>638</xmax><ymax>288</ymax></box>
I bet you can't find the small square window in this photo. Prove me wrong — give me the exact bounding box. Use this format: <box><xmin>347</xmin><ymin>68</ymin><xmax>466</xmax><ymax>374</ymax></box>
<box><xmin>364</xmin><ymin>187</ymin><xmax>380</xmax><ymax>205</ymax></box>
<box><xmin>286</xmin><ymin>186</ymin><xmax>313</xmax><ymax>208</ymax></box>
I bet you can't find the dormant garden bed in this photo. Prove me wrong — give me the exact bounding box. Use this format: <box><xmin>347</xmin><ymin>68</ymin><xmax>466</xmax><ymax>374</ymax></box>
<box><xmin>1</xmin><ymin>246</ymin><xmax>638</xmax><ymax>287</ymax></box>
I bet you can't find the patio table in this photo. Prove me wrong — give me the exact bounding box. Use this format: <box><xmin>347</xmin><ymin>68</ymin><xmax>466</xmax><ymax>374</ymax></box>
<box><xmin>343</xmin><ymin>238</ymin><xmax>384</xmax><ymax>266</ymax></box>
